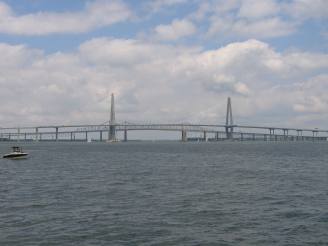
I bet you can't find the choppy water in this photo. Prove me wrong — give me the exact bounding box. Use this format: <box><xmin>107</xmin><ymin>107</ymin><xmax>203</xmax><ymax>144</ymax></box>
<box><xmin>0</xmin><ymin>141</ymin><xmax>327</xmax><ymax>245</ymax></box>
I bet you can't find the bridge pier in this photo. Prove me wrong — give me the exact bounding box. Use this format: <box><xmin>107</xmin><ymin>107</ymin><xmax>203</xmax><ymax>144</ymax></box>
<box><xmin>100</xmin><ymin>131</ymin><xmax>103</xmax><ymax>142</ymax></box>
<box><xmin>282</xmin><ymin>129</ymin><xmax>289</xmax><ymax>141</ymax></box>
<box><xmin>269</xmin><ymin>128</ymin><xmax>273</xmax><ymax>141</ymax></box>
<box><xmin>215</xmin><ymin>132</ymin><xmax>219</xmax><ymax>141</ymax></box>
<box><xmin>70</xmin><ymin>132</ymin><xmax>73</xmax><ymax>141</ymax></box>
<box><xmin>108</xmin><ymin>93</ymin><xmax>117</xmax><ymax>142</ymax></box>
<box><xmin>35</xmin><ymin>127</ymin><xmax>39</xmax><ymax>141</ymax></box>
<box><xmin>124</xmin><ymin>129</ymin><xmax>128</xmax><ymax>142</ymax></box>
<box><xmin>109</xmin><ymin>125</ymin><xmax>116</xmax><ymax>141</ymax></box>
<box><xmin>17</xmin><ymin>128</ymin><xmax>20</xmax><ymax>142</ymax></box>
<box><xmin>55</xmin><ymin>127</ymin><xmax>59</xmax><ymax>141</ymax></box>
<box><xmin>181</xmin><ymin>130</ymin><xmax>187</xmax><ymax>142</ymax></box>
<box><xmin>203</xmin><ymin>131</ymin><xmax>207</xmax><ymax>141</ymax></box>
<box><xmin>297</xmin><ymin>130</ymin><xmax>303</xmax><ymax>141</ymax></box>
<box><xmin>225</xmin><ymin>97</ymin><xmax>234</xmax><ymax>140</ymax></box>
<box><xmin>225</xmin><ymin>127</ymin><xmax>234</xmax><ymax>140</ymax></box>
<box><xmin>85</xmin><ymin>131</ymin><xmax>88</xmax><ymax>141</ymax></box>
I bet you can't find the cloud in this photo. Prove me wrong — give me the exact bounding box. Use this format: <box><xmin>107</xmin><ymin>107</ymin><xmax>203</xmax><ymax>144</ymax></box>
<box><xmin>201</xmin><ymin>0</ymin><xmax>297</xmax><ymax>39</ymax></box>
<box><xmin>208</xmin><ymin>16</ymin><xmax>296</xmax><ymax>38</ymax></box>
<box><xmin>0</xmin><ymin>0</ymin><xmax>132</xmax><ymax>35</ymax></box>
<box><xmin>283</xmin><ymin>0</ymin><xmax>328</xmax><ymax>20</ymax></box>
<box><xmin>197</xmin><ymin>0</ymin><xmax>326</xmax><ymax>39</ymax></box>
<box><xmin>291</xmin><ymin>75</ymin><xmax>328</xmax><ymax>113</ymax></box>
<box><xmin>203</xmin><ymin>74</ymin><xmax>250</xmax><ymax>96</ymax></box>
<box><xmin>238</xmin><ymin>0</ymin><xmax>280</xmax><ymax>19</ymax></box>
<box><xmin>146</xmin><ymin>0</ymin><xmax>188</xmax><ymax>12</ymax></box>
<box><xmin>154</xmin><ymin>19</ymin><xmax>197</xmax><ymax>41</ymax></box>
<box><xmin>0</xmin><ymin>38</ymin><xmax>327</xmax><ymax>128</ymax></box>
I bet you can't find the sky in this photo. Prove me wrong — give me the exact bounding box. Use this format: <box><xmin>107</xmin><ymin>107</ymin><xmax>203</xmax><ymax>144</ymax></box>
<box><xmin>0</xmin><ymin>0</ymin><xmax>327</xmax><ymax>129</ymax></box>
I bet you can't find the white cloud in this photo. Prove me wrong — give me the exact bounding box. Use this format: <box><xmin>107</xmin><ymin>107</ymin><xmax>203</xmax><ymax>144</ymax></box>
<box><xmin>202</xmin><ymin>0</ymin><xmax>296</xmax><ymax>39</ymax></box>
<box><xmin>283</xmin><ymin>0</ymin><xmax>328</xmax><ymax>20</ymax></box>
<box><xmin>154</xmin><ymin>19</ymin><xmax>197</xmax><ymax>41</ymax></box>
<box><xmin>0</xmin><ymin>43</ymin><xmax>43</xmax><ymax>67</ymax></box>
<box><xmin>238</xmin><ymin>0</ymin><xmax>280</xmax><ymax>19</ymax></box>
<box><xmin>146</xmin><ymin>0</ymin><xmax>188</xmax><ymax>12</ymax></box>
<box><xmin>198</xmin><ymin>0</ymin><xmax>326</xmax><ymax>39</ymax></box>
<box><xmin>208</xmin><ymin>16</ymin><xmax>296</xmax><ymax>38</ymax></box>
<box><xmin>292</xmin><ymin>75</ymin><xmax>328</xmax><ymax>113</ymax></box>
<box><xmin>0</xmin><ymin>38</ymin><xmax>327</xmax><ymax>128</ymax></box>
<box><xmin>0</xmin><ymin>0</ymin><xmax>131</xmax><ymax>35</ymax></box>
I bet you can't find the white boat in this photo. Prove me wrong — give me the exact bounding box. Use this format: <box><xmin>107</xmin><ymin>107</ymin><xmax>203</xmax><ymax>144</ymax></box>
<box><xmin>3</xmin><ymin>146</ymin><xmax>28</xmax><ymax>159</ymax></box>
<box><xmin>106</xmin><ymin>139</ymin><xmax>120</xmax><ymax>143</ymax></box>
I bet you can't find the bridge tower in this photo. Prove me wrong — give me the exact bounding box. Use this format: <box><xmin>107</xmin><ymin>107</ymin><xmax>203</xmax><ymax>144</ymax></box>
<box><xmin>225</xmin><ymin>97</ymin><xmax>234</xmax><ymax>139</ymax></box>
<box><xmin>108</xmin><ymin>93</ymin><xmax>117</xmax><ymax>141</ymax></box>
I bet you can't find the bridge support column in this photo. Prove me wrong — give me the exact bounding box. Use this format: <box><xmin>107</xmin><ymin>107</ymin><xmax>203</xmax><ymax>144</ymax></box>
<box><xmin>225</xmin><ymin>127</ymin><xmax>234</xmax><ymax>140</ymax></box>
<box><xmin>100</xmin><ymin>131</ymin><xmax>103</xmax><ymax>142</ymax></box>
<box><xmin>70</xmin><ymin>132</ymin><xmax>73</xmax><ymax>141</ymax></box>
<box><xmin>215</xmin><ymin>132</ymin><xmax>219</xmax><ymax>141</ymax></box>
<box><xmin>124</xmin><ymin>129</ymin><xmax>128</xmax><ymax>142</ymax></box>
<box><xmin>35</xmin><ymin>127</ymin><xmax>39</xmax><ymax>141</ymax></box>
<box><xmin>203</xmin><ymin>131</ymin><xmax>207</xmax><ymax>141</ymax></box>
<box><xmin>108</xmin><ymin>93</ymin><xmax>117</xmax><ymax>142</ymax></box>
<box><xmin>55</xmin><ymin>127</ymin><xmax>59</xmax><ymax>141</ymax></box>
<box><xmin>85</xmin><ymin>132</ymin><xmax>88</xmax><ymax>141</ymax></box>
<box><xmin>17</xmin><ymin>128</ymin><xmax>20</xmax><ymax>142</ymax></box>
<box><xmin>269</xmin><ymin>129</ymin><xmax>275</xmax><ymax>141</ymax></box>
<box><xmin>225</xmin><ymin>97</ymin><xmax>234</xmax><ymax>140</ymax></box>
<box><xmin>283</xmin><ymin>129</ymin><xmax>288</xmax><ymax>141</ymax></box>
<box><xmin>109</xmin><ymin>125</ymin><xmax>116</xmax><ymax>141</ymax></box>
<box><xmin>297</xmin><ymin>130</ymin><xmax>303</xmax><ymax>141</ymax></box>
<box><xmin>181</xmin><ymin>130</ymin><xmax>187</xmax><ymax>142</ymax></box>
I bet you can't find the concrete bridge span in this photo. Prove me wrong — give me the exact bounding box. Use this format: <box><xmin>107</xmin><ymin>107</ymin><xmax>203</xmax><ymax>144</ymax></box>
<box><xmin>1</xmin><ymin>96</ymin><xmax>327</xmax><ymax>142</ymax></box>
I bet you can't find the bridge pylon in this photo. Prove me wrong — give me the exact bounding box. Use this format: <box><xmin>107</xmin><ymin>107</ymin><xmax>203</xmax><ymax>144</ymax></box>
<box><xmin>225</xmin><ymin>97</ymin><xmax>234</xmax><ymax>139</ymax></box>
<box><xmin>108</xmin><ymin>93</ymin><xmax>117</xmax><ymax>141</ymax></box>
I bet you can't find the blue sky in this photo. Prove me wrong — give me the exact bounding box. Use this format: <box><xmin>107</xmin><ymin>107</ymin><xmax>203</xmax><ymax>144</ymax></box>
<box><xmin>0</xmin><ymin>0</ymin><xmax>327</xmax><ymax>129</ymax></box>
<box><xmin>0</xmin><ymin>0</ymin><xmax>326</xmax><ymax>53</ymax></box>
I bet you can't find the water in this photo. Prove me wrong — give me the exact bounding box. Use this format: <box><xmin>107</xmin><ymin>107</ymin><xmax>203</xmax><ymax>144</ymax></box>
<box><xmin>0</xmin><ymin>141</ymin><xmax>327</xmax><ymax>245</ymax></box>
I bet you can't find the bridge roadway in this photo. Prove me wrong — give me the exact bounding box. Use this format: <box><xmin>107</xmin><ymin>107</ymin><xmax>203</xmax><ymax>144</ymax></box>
<box><xmin>0</xmin><ymin>123</ymin><xmax>327</xmax><ymax>142</ymax></box>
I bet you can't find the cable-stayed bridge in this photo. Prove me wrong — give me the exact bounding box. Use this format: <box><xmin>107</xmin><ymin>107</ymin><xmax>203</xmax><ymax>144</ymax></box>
<box><xmin>1</xmin><ymin>95</ymin><xmax>327</xmax><ymax>142</ymax></box>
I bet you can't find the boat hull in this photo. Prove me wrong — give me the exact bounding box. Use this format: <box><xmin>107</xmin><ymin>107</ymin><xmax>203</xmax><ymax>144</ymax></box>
<box><xmin>3</xmin><ymin>153</ymin><xmax>28</xmax><ymax>159</ymax></box>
